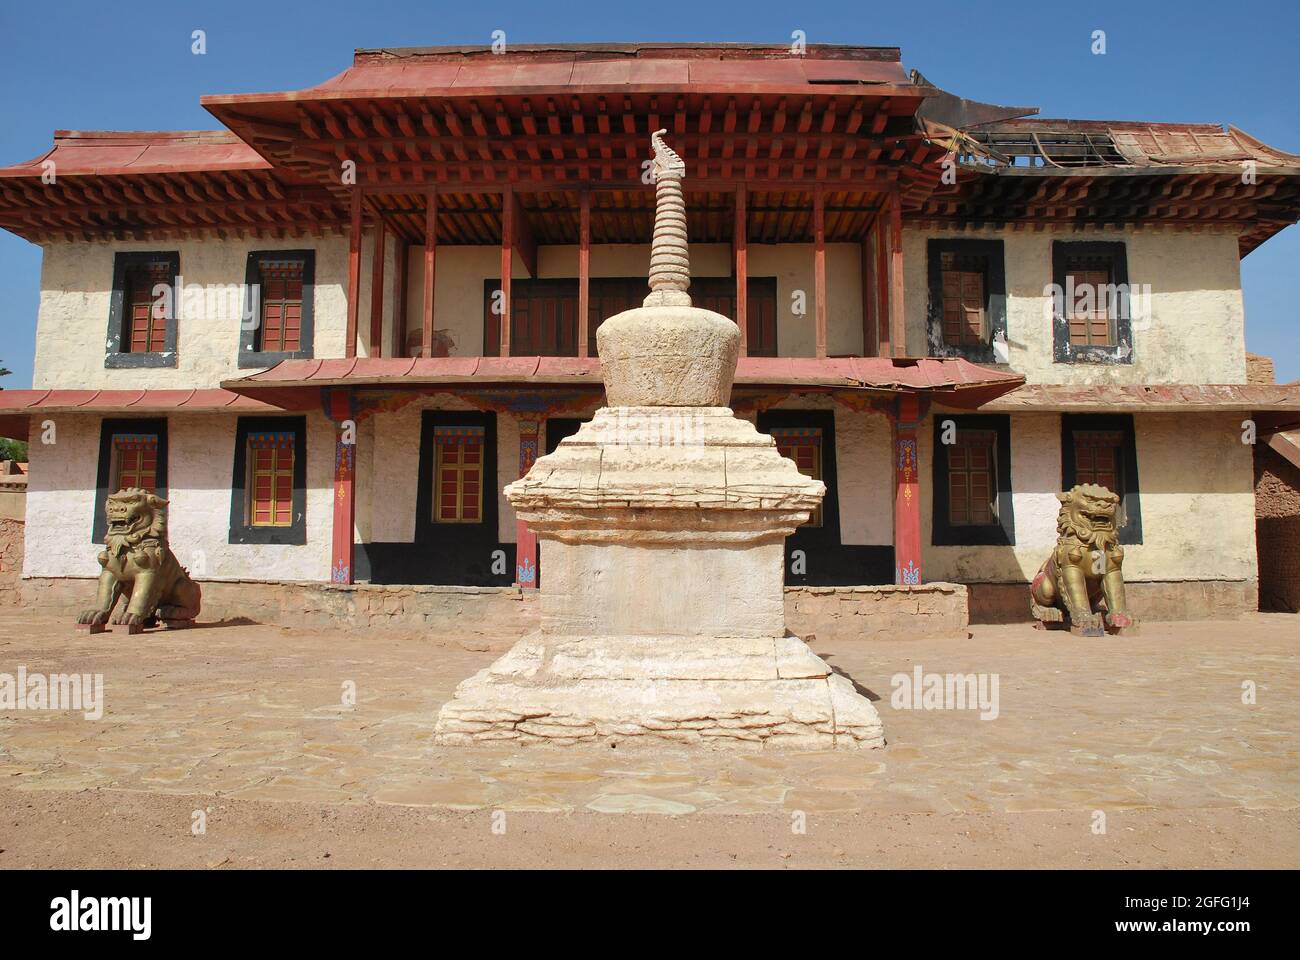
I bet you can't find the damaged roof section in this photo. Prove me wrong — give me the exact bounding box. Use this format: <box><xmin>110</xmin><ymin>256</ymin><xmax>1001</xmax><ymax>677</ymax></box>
<box><xmin>941</xmin><ymin>118</ymin><xmax>1300</xmax><ymax>172</ymax></box>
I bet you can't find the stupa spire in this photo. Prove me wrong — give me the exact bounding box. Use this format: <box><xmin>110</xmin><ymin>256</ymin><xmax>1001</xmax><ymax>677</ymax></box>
<box><xmin>644</xmin><ymin>130</ymin><xmax>691</xmax><ymax>307</ymax></box>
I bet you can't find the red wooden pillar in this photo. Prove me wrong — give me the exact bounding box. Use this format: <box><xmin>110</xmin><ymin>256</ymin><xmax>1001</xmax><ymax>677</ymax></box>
<box><xmin>329</xmin><ymin>389</ymin><xmax>356</xmax><ymax>585</ymax></box>
<box><xmin>734</xmin><ymin>183</ymin><xmax>748</xmax><ymax>355</ymax></box>
<box><xmin>888</xmin><ymin>191</ymin><xmax>906</xmax><ymax>357</ymax></box>
<box><xmin>875</xmin><ymin>219</ymin><xmax>891</xmax><ymax>357</ymax></box>
<box><xmin>368</xmin><ymin>218</ymin><xmax>386</xmax><ymax>357</ymax></box>
<box><xmin>345</xmin><ymin>189</ymin><xmax>362</xmax><ymax>358</ymax></box>
<box><xmin>577</xmin><ymin>190</ymin><xmax>591</xmax><ymax>358</ymax></box>
<box><xmin>499</xmin><ymin>187</ymin><xmax>514</xmax><ymax>357</ymax></box>
<box><xmin>515</xmin><ymin>417</ymin><xmax>540</xmax><ymax>588</ymax></box>
<box><xmin>894</xmin><ymin>393</ymin><xmax>922</xmax><ymax>586</ymax></box>
<box><xmin>422</xmin><ymin>189</ymin><xmax>437</xmax><ymax>358</ymax></box>
<box><xmin>813</xmin><ymin>183</ymin><xmax>828</xmax><ymax>359</ymax></box>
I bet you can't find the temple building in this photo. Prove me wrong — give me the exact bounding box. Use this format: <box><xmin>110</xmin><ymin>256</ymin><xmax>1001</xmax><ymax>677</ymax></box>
<box><xmin>1</xmin><ymin>42</ymin><xmax>1298</xmax><ymax>624</ymax></box>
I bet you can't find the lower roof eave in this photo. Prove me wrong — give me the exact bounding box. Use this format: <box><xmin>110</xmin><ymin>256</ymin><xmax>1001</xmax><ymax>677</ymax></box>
<box><xmin>970</xmin><ymin>383</ymin><xmax>1300</xmax><ymax>414</ymax></box>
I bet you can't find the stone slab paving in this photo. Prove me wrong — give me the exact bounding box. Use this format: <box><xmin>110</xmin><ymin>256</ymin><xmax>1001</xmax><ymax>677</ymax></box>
<box><xmin>0</xmin><ymin>612</ymin><xmax>1297</xmax><ymax>818</ymax></box>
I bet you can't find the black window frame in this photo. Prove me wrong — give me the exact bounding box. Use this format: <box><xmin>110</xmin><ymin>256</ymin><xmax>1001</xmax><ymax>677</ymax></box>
<box><xmin>228</xmin><ymin>415</ymin><xmax>308</xmax><ymax>545</ymax></box>
<box><xmin>932</xmin><ymin>414</ymin><xmax>1015</xmax><ymax>546</ymax></box>
<box><xmin>1061</xmin><ymin>413</ymin><xmax>1143</xmax><ymax>544</ymax></box>
<box><xmin>92</xmin><ymin>417</ymin><xmax>169</xmax><ymax>544</ymax></box>
<box><xmin>239</xmin><ymin>249</ymin><xmax>316</xmax><ymax>367</ymax></box>
<box><xmin>925</xmin><ymin>239</ymin><xmax>1007</xmax><ymax>363</ymax></box>
<box><xmin>106</xmin><ymin>251</ymin><xmax>180</xmax><ymax>368</ymax></box>
<box><xmin>416</xmin><ymin>410</ymin><xmax>499</xmax><ymax>544</ymax></box>
<box><xmin>756</xmin><ymin>408</ymin><xmax>842</xmax><ymax>552</ymax></box>
<box><xmin>1051</xmin><ymin>240</ymin><xmax>1133</xmax><ymax>365</ymax></box>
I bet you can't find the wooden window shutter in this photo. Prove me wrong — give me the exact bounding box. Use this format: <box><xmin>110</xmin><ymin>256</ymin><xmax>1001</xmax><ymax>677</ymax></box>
<box><xmin>433</xmin><ymin>426</ymin><xmax>486</xmax><ymax>522</ymax></box>
<box><xmin>770</xmin><ymin>427</ymin><xmax>823</xmax><ymax>527</ymax></box>
<box><xmin>247</xmin><ymin>431</ymin><xmax>295</xmax><ymax>527</ymax></box>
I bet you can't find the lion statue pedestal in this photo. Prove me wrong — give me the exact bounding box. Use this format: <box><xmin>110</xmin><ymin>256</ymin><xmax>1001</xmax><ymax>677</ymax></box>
<box><xmin>76</xmin><ymin>489</ymin><xmax>202</xmax><ymax>635</ymax></box>
<box><xmin>1029</xmin><ymin>484</ymin><xmax>1137</xmax><ymax>638</ymax></box>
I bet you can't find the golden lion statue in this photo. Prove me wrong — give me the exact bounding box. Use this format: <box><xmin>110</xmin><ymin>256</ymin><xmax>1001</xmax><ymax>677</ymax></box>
<box><xmin>1030</xmin><ymin>484</ymin><xmax>1135</xmax><ymax>636</ymax></box>
<box><xmin>76</xmin><ymin>489</ymin><xmax>202</xmax><ymax>633</ymax></box>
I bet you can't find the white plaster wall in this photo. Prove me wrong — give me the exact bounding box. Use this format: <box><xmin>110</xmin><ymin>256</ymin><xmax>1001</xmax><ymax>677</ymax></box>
<box><xmin>366</xmin><ymin>396</ymin><xmax>585</xmax><ymax>545</ymax></box>
<box><xmin>903</xmin><ymin>225</ymin><xmax>1247</xmax><ymax>384</ymax></box>
<box><xmin>33</xmin><ymin>236</ymin><xmax>355</xmax><ymax>389</ymax></box>
<box><xmin>921</xmin><ymin>411</ymin><xmax>1257</xmax><ymax>582</ymax></box>
<box><xmin>22</xmin><ymin>412</ymin><xmax>334</xmax><ymax>581</ymax></box>
<box><xmin>741</xmin><ymin>396</ymin><xmax>893</xmax><ymax>546</ymax></box>
<box><xmin>400</xmin><ymin>242</ymin><xmax>864</xmax><ymax>357</ymax></box>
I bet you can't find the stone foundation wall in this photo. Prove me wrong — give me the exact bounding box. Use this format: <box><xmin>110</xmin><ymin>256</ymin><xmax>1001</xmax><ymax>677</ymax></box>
<box><xmin>17</xmin><ymin>577</ymin><xmax>970</xmax><ymax>643</ymax></box>
<box><xmin>784</xmin><ymin>583</ymin><xmax>969</xmax><ymax>641</ymax></box>
<box><xmin>18</xmin><ymin>577</ymin><xmax>537</xmax><ymax>644</ymax></box>
<box><xmin>0</xmin><ymin>518</ymin><xmax>23</xmax><ymax>605</ymax></box>
<box><xmin>967</xmin><ymin>579</ymin><xmax>1259</xmax><ymax>624</ymax></box>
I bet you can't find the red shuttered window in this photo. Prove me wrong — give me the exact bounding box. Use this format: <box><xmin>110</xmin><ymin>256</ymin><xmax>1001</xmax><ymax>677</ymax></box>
<box><xmin>1073</xmin><ymin>429</ymin><xmax>1126</xmax><ymax>525</ymax></box>
<box><xmin>434</xmin><ymin>426</ymin><xmax>485</xmax><ymax>523</ymax></box>
<box><xmin>258</xmin><ymin>260</ymin><xmax>304</xmax><ymax>352</ymax></box>
<box><xmin>247</xmin><ymin>432</ymin><xmax>295</xmax><ymax>527</ymax></box>
<box><xmin>939</xmin><ymin>253</ymin><xmax>987</xmax><ymax>346</ymax></box>
<box><xmin>771</xmin><ymin>427</ymin><xmax>823</xmax><ymax>527</ymax></box>
<box><xmin>112</xmin><ymin>433</ymin><xmax>159</xmax><ymax>493</ymax></box>
<box><xmin>124</xmin><ymin>261</ymin><xmax>172</xmax><ymax>353</ymax></box>
<box><xmin>948</xmin><ymin>430</ymin><xmax>998</xmax><ymax>526</ymax></box>
<box><xmin>1065</xmin><ymin>258</ymin><xmax>1116</xmax><ymax>347</ymax></box>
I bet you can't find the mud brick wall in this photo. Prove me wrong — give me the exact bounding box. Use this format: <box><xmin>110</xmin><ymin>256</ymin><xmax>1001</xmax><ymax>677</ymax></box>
<box><xmin>1255</xmin><ymin>444</ymin><xmax>1300</xmax><ymax>613</ymax></box>
<box><xmin>18</xmin><ymin>577</ymin><xmax>971</xmax><ymax>643</ymax></box>
<box><xmin>967</xmin><ymin>579</ymin><xmax>1258</xmax><ymax>623</ymax></box>
<box><xmin>0</xmin><ymin>518</ymin><xmax>23</xmax><ymax>605</ymax></box>
<box><xmin>784</xmin><ymin>583</ymin><xmax>969</xmax><ymax>641</ymax></box>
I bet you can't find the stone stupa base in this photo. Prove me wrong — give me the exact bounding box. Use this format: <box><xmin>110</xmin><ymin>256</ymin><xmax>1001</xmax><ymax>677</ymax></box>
<box><xmin>433</xmin><ymin>633</ymin><xmax>884</xmax><ymax>750</ymax></box>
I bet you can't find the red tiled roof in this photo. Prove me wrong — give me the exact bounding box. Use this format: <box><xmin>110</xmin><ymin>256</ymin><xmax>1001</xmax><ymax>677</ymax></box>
<box><xmin>0</xmin><ymin>388</ymin><xmax>279</xmax><ymax>440</ymax></box>
<box><xmin>0</xmin><ymin>131</ymin><xmax>270</xmax><ymax>179</ymax></box>
<box><xmin>204</xmin><ymin>44</ymin><xmax>916</xmax><ymax>107</ymax></box>
<box><xmin>222</xmin><ymin>355</ymin><xmax>1021</xmax><ymax>390</ymax></box>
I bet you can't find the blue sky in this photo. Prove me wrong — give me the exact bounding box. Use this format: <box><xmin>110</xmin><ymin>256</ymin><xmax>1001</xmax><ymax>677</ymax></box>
<box><xmin>1</xmin><ymin>0</ymin><xmax>1296</xmax><ymax>385</ymax></box>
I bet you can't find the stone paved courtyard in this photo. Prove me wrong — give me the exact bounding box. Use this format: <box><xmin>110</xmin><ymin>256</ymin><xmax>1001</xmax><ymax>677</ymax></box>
<box><xmin>1</xmin><ymin>611</ymin><xmax>1297</xmax><ymax>868</ymax></box>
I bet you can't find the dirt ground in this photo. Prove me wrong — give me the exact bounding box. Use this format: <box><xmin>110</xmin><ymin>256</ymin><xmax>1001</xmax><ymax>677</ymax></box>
<box><xmin>1</xmin><ymin>611</ymin><xmax>1297</xmax><ymax>869</ymax></box>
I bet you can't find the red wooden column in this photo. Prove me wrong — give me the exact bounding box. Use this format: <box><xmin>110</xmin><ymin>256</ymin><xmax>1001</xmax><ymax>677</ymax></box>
<box><xmin>893</xmin><ymin>393</ymin><xmax>923</xmax><ymax>586</ymax></box>
<box><xmin>813</xmin><ymin>183</ymin><xmax>828</xmax><ymax>359</ymax></box>
<box><xmin>368</xmin><ymin>217</ymin><xmax>386</xmax><ymax>357</ymax></box>
<box><xmin>329</xmin><ymin>389</ymin><xmax>356</xmax><ymax>585</ymax></box>
<box><xmin>345</xmin><ymin>189</ymin><xmax>363</xmax><ymax>358</ymax></box>
<box><xmin>422</xmin><ymin>189</ymin><xmax>437</xmax><ymax>358</ymax></box>
<box><xmin>888</xmin><ymin>191</ymin><xmax>906</xmax><ymax>357</ymax></box>
<box><xmin>577</xmin><ymin>190</ymin><xmax>591</xmax><ymax>358</ymax></box>
<box><xmin>734</xmin><ymin>183</ymin><xmax>748</xmax><ymax>355</ymax></box>
<box><xmin>390</xmin><ymin>236</ymin><xmax>407</xmax><ymax>358</ymax></box>
<box><xmin>499</xmin><ymin>187</ymin><xmax>514</xmax><ymax>357</ymax></box>
<box><xmin>861</xmin><ymin>230</ymin><xmax>876</xmax><ymax>357</ymax></box>
<box><xmin>875</xmin><ymin>219</ymin><xmax>891</xmax><ymax>357</ymax></box>
<box><xmin>515</xmin><ymin>417</ymin><xmax>540</xmax><ymax>588</ymax></box>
